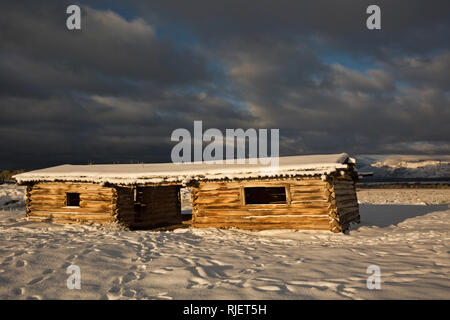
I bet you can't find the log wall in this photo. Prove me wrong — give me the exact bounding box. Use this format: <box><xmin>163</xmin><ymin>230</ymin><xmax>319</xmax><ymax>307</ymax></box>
<box><xmin>191</xmin><ymin>178</ymin><xmax>337</xmax><ymax>231</ymax></box>
<box><xmin>27</xmin><ymin>182</ymin><xmax>115</xmax><ymax>224</ymax></box>
<box><xmin>329</xmin><ymin>175</ymin><xmax>360</xmax><ymax>232</ymax></box>
<box><xmin>25</xmin><ymin>176</ymin><xmax>359</xmax><ymax>232</ymax></box>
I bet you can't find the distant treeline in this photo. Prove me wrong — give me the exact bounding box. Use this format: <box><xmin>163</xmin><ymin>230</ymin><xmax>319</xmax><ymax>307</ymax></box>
<box><xmin>0</xmin><ymin>170</ymin><xmax>24</xmax><ymax>183</ymax></box>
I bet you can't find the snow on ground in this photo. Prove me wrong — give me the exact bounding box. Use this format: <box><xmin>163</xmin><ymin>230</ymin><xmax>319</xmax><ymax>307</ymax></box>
<box><xmin>0</xmin><ymin>184</ymin><xmax>25</xmax><ymax>210</ymax></box>
<box><xmin>0</xmin><ymin>184</ymin><xmax>449</xmax><ymax>299</ymax></box>
<box><xmin>357</xmin><ymin>188</ymin><xmax>450</xmax><ymax>205</ymax></box>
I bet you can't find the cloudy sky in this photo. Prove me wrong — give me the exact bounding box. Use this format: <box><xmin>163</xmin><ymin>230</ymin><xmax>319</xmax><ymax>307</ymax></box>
<box><xmin>1</xmin><ymin>0</ymin><xmax>449</xmax><ymax>170</ymax></box>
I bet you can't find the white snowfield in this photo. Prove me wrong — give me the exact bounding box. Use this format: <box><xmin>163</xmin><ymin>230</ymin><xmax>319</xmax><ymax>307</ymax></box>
<box><xmin>0</xmin><ymin>185</ymin><xmax>449</xmax><ymax>300</ymax></box>
<box><xmin>13</xmin><ymin>153</ymin><xmax>355</xmax><ymax>185</ymax></box>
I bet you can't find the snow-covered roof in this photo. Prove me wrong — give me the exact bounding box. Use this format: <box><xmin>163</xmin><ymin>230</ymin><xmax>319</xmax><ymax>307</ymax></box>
<box><xmin>13</xmin><ymin>153</ymin><xmax>356</xmax><ymax>185</ymax></box>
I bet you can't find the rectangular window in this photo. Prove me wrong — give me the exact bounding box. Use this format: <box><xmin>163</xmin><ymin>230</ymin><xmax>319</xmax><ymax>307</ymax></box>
<box><xmin>244</xmin><ymin>187</ymin><xmax>287</xmax><ymax>205</ymax></box>
<box><xmin>66</xmin><ymin>192</ymin><xmax>80</xmax><ymax>207</ymax></box>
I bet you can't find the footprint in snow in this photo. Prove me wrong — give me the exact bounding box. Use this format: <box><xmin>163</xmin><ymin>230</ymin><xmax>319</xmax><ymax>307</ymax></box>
<box><xmin>122</xmin><ymin>289</ymin><xmax>137</xmax><ymax>298</ymax></box>
<box><xmin>12</xmin><ymin>287</ymin><xmax>25</xmax><ymax>295</ymax></box>
<box><xmin>28</xmin><ymin>276</ymin><xmax>44</xmax><ymax>285</ymax></box>
<box><xmin>16</xmin><ymin>260</ymin><xmax>27</xmax><ymax>267</ymax></box>
<box><xmin>122</xmin><ymin>272</ymin><xmax>138</xmax><ymax>283</ymax></box>
<box><xmin>3</xmin><ymin>256</ymin><xmax>13</xmax><ymax>263</ymax></box>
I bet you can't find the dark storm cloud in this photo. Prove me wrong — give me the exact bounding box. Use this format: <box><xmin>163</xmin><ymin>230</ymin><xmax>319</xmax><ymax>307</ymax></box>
<box><xmin>0</xmin><ymin>0</ymin><xmax>449</xmax><ymax>170</ymax></box>
<box><xmin>0</xmin><ymin>1</ymin><xmax>212</xmax><ymax>98</ymax></box>
<box><xmin>132</xmin><ymin>0</ymin><xmax>450</xmax><ymax>56</ymax></box>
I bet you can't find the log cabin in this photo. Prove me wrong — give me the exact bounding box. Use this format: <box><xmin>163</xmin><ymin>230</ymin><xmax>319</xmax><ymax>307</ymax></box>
<box><xmin>13</xmin><ymin>153</ymin><xmax>360</xmax><ymax>232</ymax></box>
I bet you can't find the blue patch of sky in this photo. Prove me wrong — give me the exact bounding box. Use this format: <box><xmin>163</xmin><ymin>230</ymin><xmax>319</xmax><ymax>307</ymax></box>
<box><xmin>320</xmin><ymin>53</ymin><xmax>376</xmax><ymax>72</ymax></box>
<box><xmin>87</xmin><ymin>1</ymin><xmax>198</xmax><ymax>46</ymax></box>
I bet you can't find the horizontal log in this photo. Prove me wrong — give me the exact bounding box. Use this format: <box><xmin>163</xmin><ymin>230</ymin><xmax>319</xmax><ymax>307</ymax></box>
<box><xmin>290</xmin><ymin>202</ymin><xmax>330</xmax><ymax>209</ymax></box>
<box><xmin>289</xmin><ymin>186</ymin><xmax>327</xmax><ymax>193</ymax></box>
<box><xmin>32</xmin><ymin>183</ymin><xmax>112</xmax><ymax>193</ymax></box>
<box><xmin>195</xmin><ymin>190</ymin><xmax>241</xmax><ymax>198</ymax></box>
<box><xmin>333</xmin><ymin>189</ymin><xmax>357</xmax><ymax>197</ymax></box>
<box><xmin>194</xmin><ymin>215</ymin><xmax>330</xmax><ymax>224</ymax></box>
<box><xmin>197</xmin><ymin>179</ymin><xmax>324</xmax><ymax>190</ymax></box>
<box><xmin>29</xmin><ymin>211</ymin><xmax>115</xmax><ymax>220</ymax></box>
<box><xmin>196</xmin><ymin>207</ymin><xmax>330</xmax><ymax>217</ymax></box>
<box><xmin>196</xmin><ymin>202</ymin><xmax>330</xmax><ymax>210</ymax></box>
<box><xmin>30</xmin><ymin>199</ymin><xmax>112</xmax><ymax>206</ymax></box>
<box><xmin>191</xmin><ymin>222</ymin><xmax>331</xmax><ymax>230</ymax></box>
<box><xmin>30</xmin><ymin>194</ymin><xmax>114</xmax><ymax>202</ymax></box>
<box><xmin>290</xmin><ymin>200</ymin><xmax>328</xmax><ymax>204</ymax></box>
<box><xmin>290</xmin><ymin>193</ymin><xmax>328</xmax><ymax>201</ymax></box>
<box><xmin>289</xmin><ymin>180</ymin><xmax>326</xmax><ymax>186</ymax></box>
<box><xmin>336</xmin><ymin>201</ymin><xmax>359</xmax><ymax>209</ymax></box>
<box><xmin>29</xmin><ymin>206</ymin><xmax>113</xmax><ymax>214</ymax></box>
<box><xmin>197</xmin><ymin>183</ymin><xmax>241</xmax><ymax>191</ymax></box>
<box><xmin>338</xmin><ymin>207</ymin><xmax>359</xmax><ymax>216</ymax></box>
<box><xmin>333</xmin><ymin>185</ymin><xmax>355</xmax><ymax>192</ymax></box>
<box><xmin>197</xmin><ymin>203</ymin><xmax>244</xmax><ymax>210</ymax></box>
<box><xmin>333</xmin><ymin>178</ymin><xmax>354</xmax><ymax>183</ymax></box>
<box><xmin>340</xmin><ymin>210</ymin><xmax>360</xmax><ymax>224</ymax></box>
<box><xmin>30</xmin><ymin>200</ymin><xmax>113</xmax><ymax>210</ymax></box>
<box><xmin>334</xmin><ymin>194</ymin><xmax>357</xmax><ymax>202</ymax></box>
<box><xmin>30</xmin><ymin>189</ymin><xmax>114</xmax><ymax>199</ymax></box>
<box><xmin>196</xmin><ymin>197</ymin><xmax>240</xmax><ymax>205</ymax></box>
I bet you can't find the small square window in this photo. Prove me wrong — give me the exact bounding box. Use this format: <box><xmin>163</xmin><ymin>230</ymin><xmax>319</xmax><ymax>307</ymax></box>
<box><xmin>66</xmin><ymin>193</ymin><xmax>80</xmax><ymax>207</ymax></box>
<box><xmin>244</xmin><ymin>187</ymin><xmax>287</xmax><ymax>205</ymax></box>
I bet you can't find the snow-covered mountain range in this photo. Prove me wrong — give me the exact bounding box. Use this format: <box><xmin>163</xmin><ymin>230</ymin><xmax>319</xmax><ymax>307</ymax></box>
<box><xmin>356</xmin><ymin>154</ymin><xmax>450</xmax><ymax>181</ymax></box>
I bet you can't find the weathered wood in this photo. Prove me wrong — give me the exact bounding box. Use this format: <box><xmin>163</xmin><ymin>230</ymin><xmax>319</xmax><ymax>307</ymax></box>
<box><xmin>196</xmin><ymin>207</ymin><xmax>330</xmax><ymax>217</ymax></box>
<box><xmin>333</xmin><ymin>185</ymin><xmax>355</xmax><ymax>191</ymax></box>
<box><xmin>27</xmin><ymin>182</ymin><xmax>116</xmax><ymax>224</ymax></box>
<box><xmin>332</xmin><ymin>200</ymin><xmax>358</xmax><ymax>209</ymax></box>
<box><xmin>29</xmin><ymin>211</ymin><xmax>115</xmax><ymax>220</ymax></box>
<box><xmin>29</xmin><ymin>194</ymin><xmax>113</xmax><ymax>202</ymax></box>
<box><xmin>32</xmin><ymin>182</ymin><xmax>112</xmax><ymax>191</ymax></box>
<box><xmin>195</xmin><ymin>196</ymin><xmax>240</xmax><ymax>205</ymax></box>
<box><xmin>192</xmin><ymin>222</ymin><xmax>331</xmax><ymax>230</ymax></box>
<box><xmin>290</xmin><ymin>193</ymin><xmax>328</xmax><ymax>201</ymax></box>
<box><xmin>194</xmin><ymin>215</ymin><xmax>330</xmax><ymax>224</ymax></box>
<box><xmin>334</xmin><ymin>194</ymin><xmax>357</xmax><ymax>202</ymax></box>
<box><xmin>289</xmin><ymin>186</ymin><xmax>327</xmax><ymax>193</ymax></box>
<box><xmin>333</xmin><ymin>189</ymin><xmax>357</xmax><ymax>197</ymax></box>
<box><xmin>339</xmin><ymin>210</ymin><xmax>360</xmax><ymax>224</ymax></box>
<box><xmin>189</xmin><ymin>176</ymin><xmax>359</xmax><ymax>232</ymax></box>
<box><xmin>114</xmin><ymin>185</ymin><xmax>182</xmax><ymax>228</ymax></box>
<box><xmin>334</xmin><ymin>178</ymin><xmax>354</xmax><ymax>183</ymax></box>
